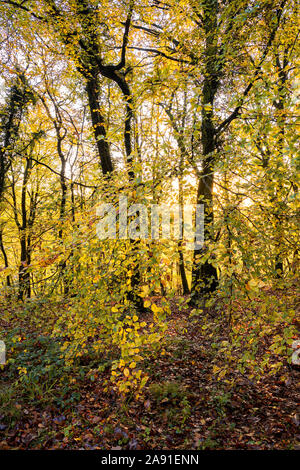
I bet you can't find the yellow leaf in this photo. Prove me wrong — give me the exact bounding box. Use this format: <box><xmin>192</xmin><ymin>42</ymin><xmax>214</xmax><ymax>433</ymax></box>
<box><xmin>218</xmin><ymin>369</ymin><xmax>227</xmax><ymax>379</ymax></box>
<box><xmin>151</xmin><ymin>303</ymin><xmax>159</xmax><ymax>314</ymax></box>
<box><xmin>139</xmin><ymin>285</ymin><xmax>150</xmax><ymax>297</ymax></box>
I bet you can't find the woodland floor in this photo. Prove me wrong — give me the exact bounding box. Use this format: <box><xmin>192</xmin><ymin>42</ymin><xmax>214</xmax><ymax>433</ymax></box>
<box><xmin>0</xmin><ymin>296</ymin><xmax>299</xmax><ymax>450</ymax></box>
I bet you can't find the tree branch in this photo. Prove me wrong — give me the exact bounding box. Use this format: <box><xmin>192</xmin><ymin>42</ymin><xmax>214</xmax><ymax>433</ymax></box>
<box><xmin>0</xmin><ymin>0</ymin><xmax>44</xmax><ymax>20</ymax></box>
<box><xmin>115</xmin><ymin>0</ymin><xmax>134</xmax><ymax>70</ymax></box>
<box><xmin>216</xmin><ymin>0</ymin><xmax>288</xmax><ymax>135</ymax></box>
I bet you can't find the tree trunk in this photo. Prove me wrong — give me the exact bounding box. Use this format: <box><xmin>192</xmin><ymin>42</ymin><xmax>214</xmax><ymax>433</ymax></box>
<box><xmin>178</xmin><ymin>170</ymin><xmax>189</xmax><ymax>295</ymax></box>
<box><xmin>273</xmin><ymin>53</ymin><xmax>287</xmax><ymax>278</ymax></box>
<box><xmin>191</xmin><ymin>0</ymin><xmax>220</xmax><ymax>303</ymax></box>
<box><xmin>18</xmin><ymin>234</ymin><xmax>31</xmax><ymax>300</ymax></box>
<box><xmin>18</xmin><ymin>156</ymin><xmax>32</xmax><ymax>300</ymax></box>
<box><xmin>86</xmin><ymin>75</ymin><xmax>113</xmax><ymax>175</ymax></box>
<box><xmin>0</xmin><ymin>228</ymin><xmax>11</xmax><ymax>288</ymax></box>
